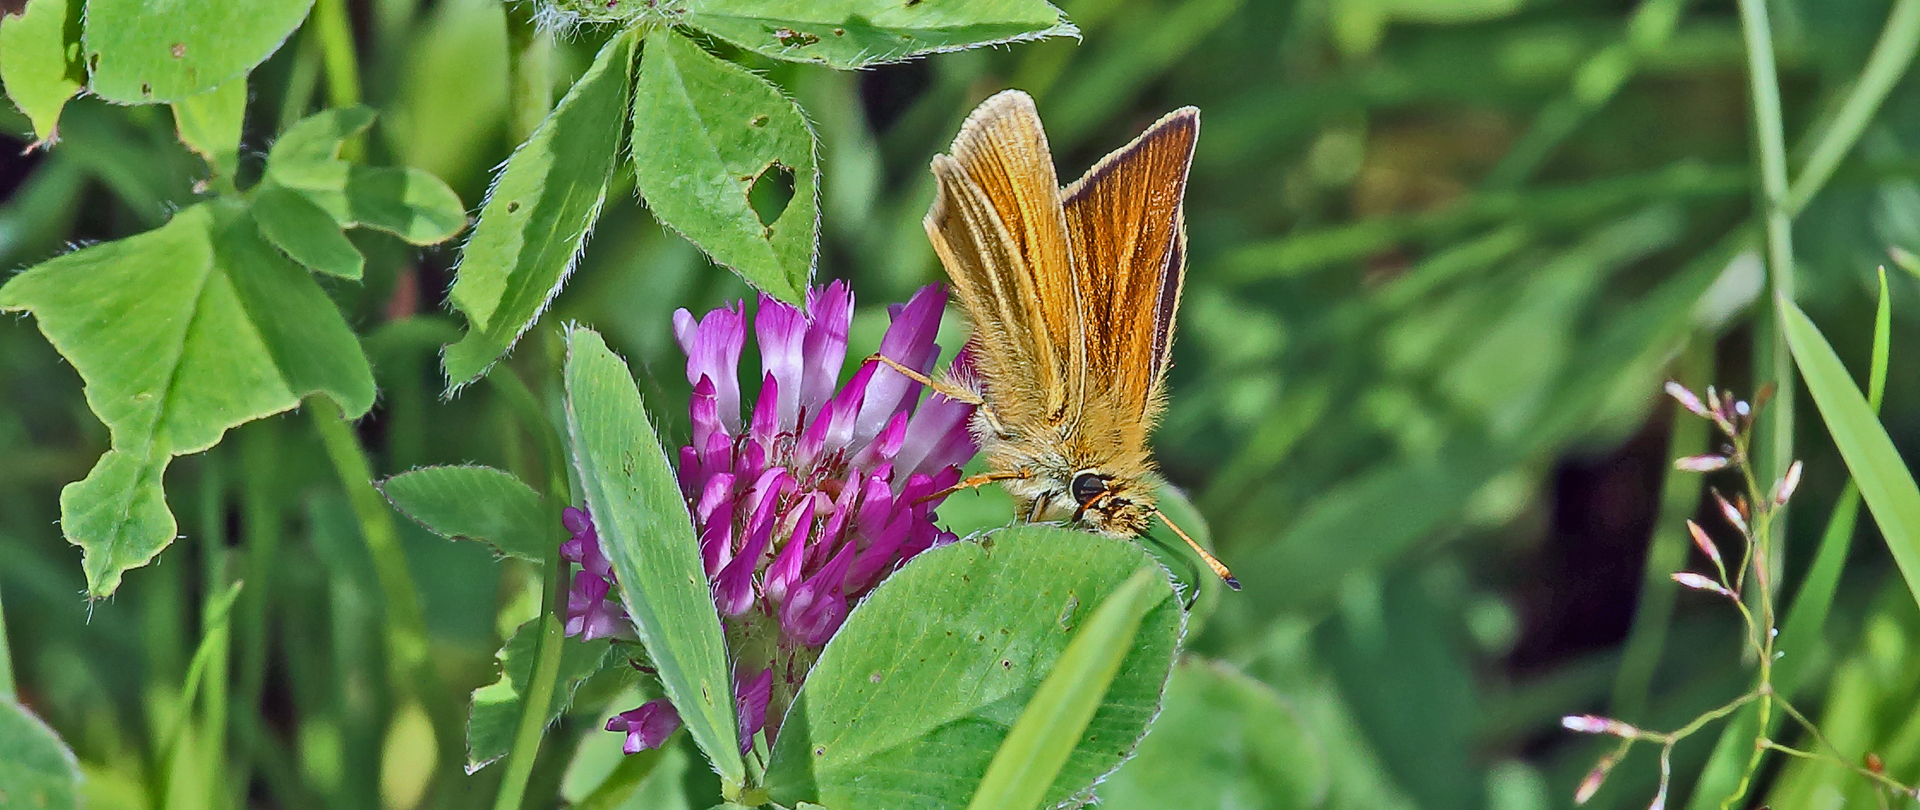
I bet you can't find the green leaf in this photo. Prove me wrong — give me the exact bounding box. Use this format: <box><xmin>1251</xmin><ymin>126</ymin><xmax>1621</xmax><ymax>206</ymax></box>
<box><xmin>251</xmin><ymin>184</ymin><xmax>365</xmax><ymax>279</ymax></box>
<box><xmin>561</xmin><ymin>325</ymin><xmax>743</xmax><ymax>786</ymax></box>
<box><xmin>468</xmin><ymin>616</ymin><xmax>619</xmax><ymax>770</ymax></box>
<box><xmin>172</xmin><ymin>79</ymin><xmax>248</xmax><ymax>179</ymax></box>
<box><xmin>0</xmin><ymin>700</ymin><xmax>80</xmax><ymax>810</ymax></box>
<box><xmin>378</xmin><ymin>465</ymin><xmax>554</xmax><ymax>562</ymax></box>
<box><xmin>1780</xmin><ymin>296</ymin><xmax>1920</xmax><ymax>613</ymax></box>
<box><xmin>443</xmin><ymin>29</ymin><xmax>636</xmax><ymax>387</ymax></box>
<box><xmin>263</xmin><ymin>106</ymin><xmax>469</xmax><ymax>246</ymax></box>
<box><xmin>678</xmin><ymin>0</ymin><xmax>1075</xmax><ymax>69</ymax></box>
<box><xmin>631</xmin><ymin>28</ymin><xmax>814</xmax><ymax>303</ymax></box>
<box><xmin>81</xmin><ymin>0</ymin><xmax>313</xmax><ymax>103</ymax></box>
<box><xmin>0</xmin><ymin>200</ymin><xmax>375</xmax><ymax>596</ymax></box>
<box><xmin>1097</xmin><ymin>659</ymin><xmax>1329</xmax><ymax>810</ymax></box>
<box><xmin>266</xmin><ymin>105</ymin><xmax>379</xmax><ymax>182</ymax></box>
<box><xmin>0</xmin><ymin>0</ymin><xmax>84</xmax><ymax>143</ymax></box>
<box><xmin>765</xmin><ymin>525</ymin><xmax>1183</xmax><ymax>810</ymax></box>
<box><xmin>966</xmin><ymin>567</ymin><xmax>1163</xmax><ymax>810</ymax></box>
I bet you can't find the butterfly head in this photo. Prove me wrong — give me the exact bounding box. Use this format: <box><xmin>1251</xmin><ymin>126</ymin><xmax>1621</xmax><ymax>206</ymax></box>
<box><xmin>1068</xmin><ymin>469</ymin><xmax>1156</xmax><ymax>538</ymax></box>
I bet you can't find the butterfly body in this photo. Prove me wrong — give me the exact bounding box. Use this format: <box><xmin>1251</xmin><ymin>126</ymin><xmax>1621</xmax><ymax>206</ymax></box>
<box><xmin>963</xmin><ymin>390</ymin><xmax>1161</xmax><ymax>538</ymax></box>
<box><xmin>917</xmin><ymin>89</ymin><xmax>1232</xmax><ymax>587</ymax></box>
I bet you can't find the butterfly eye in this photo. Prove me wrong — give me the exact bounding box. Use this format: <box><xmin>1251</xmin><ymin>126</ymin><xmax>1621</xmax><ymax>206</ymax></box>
<box><xmin>1070</xmin><ymin>472</ymin><xmax>1109</xmax><ymax>505</ymax></box>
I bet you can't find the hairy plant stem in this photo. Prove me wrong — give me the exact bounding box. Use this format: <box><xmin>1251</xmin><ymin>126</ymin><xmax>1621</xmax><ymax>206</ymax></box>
<box><xmin>488</xmin><ymin>366</ymin><xmax>576</xmax><ymax>810</ymax></box>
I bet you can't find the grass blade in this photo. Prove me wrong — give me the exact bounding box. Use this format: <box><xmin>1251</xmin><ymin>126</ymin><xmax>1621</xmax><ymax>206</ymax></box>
<box><xmin>1780</xmin><ymin>295</ymin><xmax>1920</xmax><ymax>613</ymax></box>
<box><xmin>964</xmin><ymin>567</ymin><xmax>1166</xmax><ymax>810</ymax></box>
<box><xmin>1776</xmin><ymin>268</ymin><xmax>1890</xmax><ymax>687</ymax></box>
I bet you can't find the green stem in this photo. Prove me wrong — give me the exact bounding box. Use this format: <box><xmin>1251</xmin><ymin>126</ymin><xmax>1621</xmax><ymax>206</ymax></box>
<box><xmin>308</xmin><ymin>404</ymin><xmax>464</xmax><ymax>788</ymax></box>
<box><xmin>1786</xmin><ymin>0</ymin><xmax>1920</xmax><ymax>213</ymax></box>
<box><xmin>1611</xmin><ymin>339</ymin><xmax>1711</xmax><ymax>721</ymax></box>
<box><xmin>504</xmin><ymin>0</ymin><xmax>554</xmax><ymax>143</ymax></box>
<box><xmin>280</xmin><ymin>32</ymin><xmax>324</xmax><ymax>132</ymax></box>
<box><xmin>1687</xmin><ymin>2</ymin><xmax>1917</xmax><ymax>800</ymax></box>
<box><xmin>1738</xmin><ymin>0</ymin><xmax>1796</xmax><ymax>488</ymax></box>
<box><xmin>491</xmin><ymin>613</ymin><xmax>569</xmax><ymax>810</ymax></box>
<box><xmin>487</xmin><ymin>367</ymin><xmax>576</xmax><ymax>810</ymax></box>
<box><xmin>194</xmin><ymin>453</ymin><xmax>231</xmax><ymax>810</ymax></box>
<box><xmin>230</xmin><ymin>422</ymin><xmax>283</xmax><ymax>808</ymax></box>
<box><xmin>312</xmin><ymin>0</ymin><xmax>364</xmax><ymax>157</ymax></box>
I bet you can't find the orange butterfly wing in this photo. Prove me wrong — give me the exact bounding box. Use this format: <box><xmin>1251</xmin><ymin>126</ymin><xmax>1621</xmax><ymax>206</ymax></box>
<box><xmin>924</xmin><ymin>90</ymin><xmax>1085</xmax><ymax>426</ymax></box>
<box><xmin>1061</xmin><ymin>107</ymin><xmax>1198</xmax><ymax>433</ymax></box>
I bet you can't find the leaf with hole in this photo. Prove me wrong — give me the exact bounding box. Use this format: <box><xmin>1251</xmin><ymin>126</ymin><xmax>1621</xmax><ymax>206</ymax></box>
<box><xmin>443</xmin><ymin>29</ymin><xmax>636</xmax><ymax>386</ymax></box>
<box><xmin>562</xmin><ymin>325</ymin><xmax>743</xmax><ymax>786</ymax></box>
<box><xmin>0</xmin><ymin>200</ymin><xmax>375</xmax><ymax>596</ymax></box>
<box><xmin>680</xmin><ymin>0</ymin><xmax>1075</xmax><ymax>69</ymax></box>
<box><xmin>631</xmin><ymin>27</ymin><xmax>815</xmax><ymax>304</ymax></box>
<box><xmin>379</xmin><ymin>465</ymin><xmax>555</xmax><ymax>562</ymax></box>
<box><xmin>82</xmin><ymin>0</ymin><xmax>312</xmax><ymax>102</ymax></box>
<box><xmin>765</xmin><ymin>525</ymin><xmax>1182</xmax><ymax>810</ymax></box>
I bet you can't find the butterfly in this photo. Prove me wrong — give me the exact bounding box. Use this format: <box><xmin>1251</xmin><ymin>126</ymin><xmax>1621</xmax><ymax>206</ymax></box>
<box><xmin>873</xmin><ymin>89</ymin><xmax>1236</xmax><ymax>589</ymax></box>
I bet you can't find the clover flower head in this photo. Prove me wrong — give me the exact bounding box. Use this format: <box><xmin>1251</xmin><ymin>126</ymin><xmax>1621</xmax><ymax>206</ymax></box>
<box><xmin>564</xmin><ymin>280</ymin><xmax>978</xmax><ymax>753</ymax></box>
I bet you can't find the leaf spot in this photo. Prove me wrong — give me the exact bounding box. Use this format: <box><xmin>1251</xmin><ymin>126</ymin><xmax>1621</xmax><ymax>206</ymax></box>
<box><xmin>1000</xmin><ymin>659</ymin><xmax>1012</xmax><ymax>669</ymax></box>
<box><xmin>749</xmin><ymin>114</ymin><xmax>769</xmax><ymax>128</ymax></box>
<box><xmin>814</xmin><ymin>746</ymin><xmax>826</xmax><ymax>756</ymax></box>
<box><xmin>506</xmin><ymin>200</ymin><xmax>521</xmax><ymax>214</ymax></box>
<box><xmin>868</xmin><ymin>670</ymin><xmax>882</xmax><ymax>683</ymax></box>
<box><xmin>170</xmin><ymin>43</ymin><xmax>186</xmax><ymax>58</ymax></box>
<box><xmin>773</xmin><ymin>27</ymin><xmax>819</xmax><ymax>47</ymax></box>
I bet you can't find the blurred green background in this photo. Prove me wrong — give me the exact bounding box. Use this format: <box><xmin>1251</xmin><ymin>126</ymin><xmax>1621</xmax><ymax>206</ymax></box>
<box><xmin>7</xmin><ymin>0</ymin><xmax>1920</xmax><ymax>807</ymax></box>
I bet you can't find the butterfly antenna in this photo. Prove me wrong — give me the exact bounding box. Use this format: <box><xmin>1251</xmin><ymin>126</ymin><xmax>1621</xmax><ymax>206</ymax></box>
<box><xmin>1156</xmin><ymin>510</ymin><xmax>1239</xmax><ymax>591</ymax></box>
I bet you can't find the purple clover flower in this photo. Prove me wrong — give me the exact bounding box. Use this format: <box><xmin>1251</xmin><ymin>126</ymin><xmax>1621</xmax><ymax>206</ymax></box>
<box><xmin>563</xmin><ymin>280</ymin><xmax>978</xmax><ymax>756</ymax></box>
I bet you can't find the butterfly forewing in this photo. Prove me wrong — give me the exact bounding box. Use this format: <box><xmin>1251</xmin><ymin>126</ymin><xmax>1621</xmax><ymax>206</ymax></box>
<box><xmin>925</xmin><ymin>92</ymin><xmax>1085</xmax><ymax>423</ymax></box>
<box><xmin>1061</xmin><ymin>107</ymin><xmax>1198</xmax><ymax>425</ymax></box>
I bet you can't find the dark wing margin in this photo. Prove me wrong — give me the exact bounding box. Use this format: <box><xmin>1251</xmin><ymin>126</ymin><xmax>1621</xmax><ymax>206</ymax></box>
<box><xmin>1153</xmin><ymin>212</ymin><xmax>1187</xmax><ymax>384</ymax></box>
<box><xmin>927</xmin><ymin>90</ymin><xmax>1084</xmax><ymax>422</ymax></box>
<box><xmin>1060</xmin><ymin>106</ymin><xmax>1198</xmax><ymax>417</ymax></box>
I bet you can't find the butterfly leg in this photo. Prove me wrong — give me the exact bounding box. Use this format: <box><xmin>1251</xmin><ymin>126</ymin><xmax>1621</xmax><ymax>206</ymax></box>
<box><xmin>915</xmin><ymin>468</ymin><xmax>1032</xmax><ymax>504</ymax></box>
<box><xmin>865</xmin><ymin>352</ymin><xmax>1009</xmax><ymax>435</ymax></box>
<box><xmin>865</xmin><ymin>353</ymin><xmax>985</xmax><ymax>405</ymax></box>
